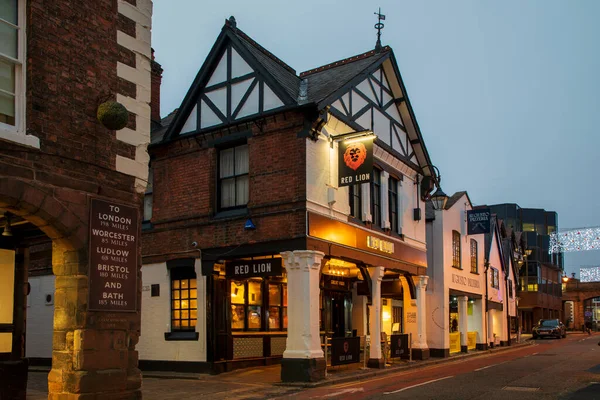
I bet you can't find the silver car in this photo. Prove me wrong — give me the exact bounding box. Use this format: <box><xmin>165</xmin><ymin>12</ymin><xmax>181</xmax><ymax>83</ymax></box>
<box><xmin>532</xmin><ymin>319</ymin><xmax>567</xmax><ymax>339</ymax></box>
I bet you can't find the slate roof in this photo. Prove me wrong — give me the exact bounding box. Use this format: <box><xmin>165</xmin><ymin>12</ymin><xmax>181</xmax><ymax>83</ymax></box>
<box><xmin>151</xmin><ymin>109</ymin><xmax>178</xmax><ymax>144</ymax></box>
<box><xmin>444</xmin><ymin>191</ymin><xmax>469</xmax><ymax>210</ymax></box>
<box><xmin>233</xmin><ymin>26</ymin><xmax>300</xmax><ymax>101</ymax></box>
<box><xmin>299</xmin><ymin>48</ymin><xmax>390</xmax><ymax>104</ymax></box>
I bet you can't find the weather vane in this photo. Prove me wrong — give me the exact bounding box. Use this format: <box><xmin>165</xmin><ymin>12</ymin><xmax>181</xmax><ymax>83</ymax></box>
<box><xmin>374</xmin><ymin>7</ymin><xmax>385</xmax><ymax>51</ymax></box>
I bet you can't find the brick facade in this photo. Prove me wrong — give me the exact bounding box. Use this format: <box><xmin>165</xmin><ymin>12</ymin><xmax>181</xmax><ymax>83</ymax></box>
<box><xmin>0</xmin><ymin>0</ymin><xmax>152</xmax><ymax>399</ymax></box>
<box><xmin>143</xmin><ymin>111</ymin><xmax>308</xmax><ymax>264</ymax></box>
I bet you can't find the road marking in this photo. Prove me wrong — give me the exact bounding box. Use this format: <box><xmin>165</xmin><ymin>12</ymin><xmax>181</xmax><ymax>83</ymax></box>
<box><xmin>311</xmin><ymin>388</ymin><xmax>364</xmax><ymax>398</ymax></box>
<box><xmin>502</xmin><ymin>386</ymin><xmax>540</xmax><ymax>392</ymax></box>
<box><xmin>532</xmin><ymin>352</ymin><xmax>539</xmax><ymax>355</ymax></box>
<box><xmin>474</xmin><ymin>361</ymin><xmax>507</xmax><ymax>371</ymax></box>
<box><xmin>383</xmin><ymin>376</ymin><xmax>453</xmax><ymax>395</ymax></box>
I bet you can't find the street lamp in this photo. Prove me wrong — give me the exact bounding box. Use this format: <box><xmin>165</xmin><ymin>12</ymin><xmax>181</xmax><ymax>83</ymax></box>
<box><xmin>430</xmin><ymin>187</ymin><xmax>448</xmax><ymax>211</ymax></box>
<box><xmin>562</xmin><ymin>275</ymin><xmax>569</xmax><ymax>283</ymax></box>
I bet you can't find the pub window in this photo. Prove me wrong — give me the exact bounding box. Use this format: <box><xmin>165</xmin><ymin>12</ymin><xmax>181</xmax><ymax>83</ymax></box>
<box><xmin>452</xmin><ymin>230</ymin><xmax>461</xmax><ymax>269</ymax></box>
<box><xmin>470</xmin><ymin>239</ymin><xmax>478</xmax><ymax>274</ymax></box>
<box><xmin>171</xmin><ymin>268</ymin><xmax>198</xmax><ymax>331</ymax></box>
<box><xmin>268</xmin><ymin>283</ymin><xmax>288</xmax><ymax>330</ymax></box>
<box><xmin>349</xmin><ymin>183</ymin><xmax>362</xmax><ymax>219</ymax></box>
<box><xmin>370</xmin><ymin>168</ymin><xmax>381</xmax><ymax>226</ymax></box>
<box><xmin>218</xmin><ymin>143</ymin><xmax>249</xmax><ymax>210</ymax></box>
<box><xmin>231</xmin><ymin>279</ymin><xmax>263</xmax><ymax>331</ymax></box>
<box><xmin>388</xmin><ymin>176</ymin><xmax>398</xmax><ymax>233</ymax></box>
<box><xmin>491</xmin><ymin>268</ymin><xmax>499</xmax><ymax>289</ymax></box>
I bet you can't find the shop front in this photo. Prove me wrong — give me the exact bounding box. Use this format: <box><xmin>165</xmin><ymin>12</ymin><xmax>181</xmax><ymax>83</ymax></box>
<box><xmin>448</xmin><ymin>294</ymin><xmax>482</xmax><ymax>353</ymax></box>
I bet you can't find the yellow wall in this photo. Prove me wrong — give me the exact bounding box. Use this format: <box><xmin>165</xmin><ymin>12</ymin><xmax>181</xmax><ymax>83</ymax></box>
<box><xmin>0</xmin><ymin>249</ymin><xmax>15</xmax><ymax>325</ymax></box>
<box><xmin>0</xmin><ymin>332</ymin><xmax>11</xmax><ymax>352</ymax></box>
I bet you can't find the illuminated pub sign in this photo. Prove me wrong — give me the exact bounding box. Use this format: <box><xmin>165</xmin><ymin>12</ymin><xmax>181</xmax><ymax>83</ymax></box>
<box><xmin>88</xmin><ymin>199</ymin><xmax>138</xmax><ymax>312</ymax></box>
<box><xmin>467</xmin><ymin>208</ymin><xmax>491</xmax><ymax>235</ymax></box>
<box><xmin>226</xmin><ymin>258</ymin><xmax>283</xmax><ymax>279</ymax></box>
<box><xmin>338</xmin><ymin>136</ymin><xmax>374</xmax><ymax>187</ymax></box>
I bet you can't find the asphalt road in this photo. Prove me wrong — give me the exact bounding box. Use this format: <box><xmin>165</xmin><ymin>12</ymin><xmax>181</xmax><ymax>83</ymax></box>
<box><xmin>292</xmin><ymin>334</ymin><xmax>600</xmax><ymax>400</ymax></box>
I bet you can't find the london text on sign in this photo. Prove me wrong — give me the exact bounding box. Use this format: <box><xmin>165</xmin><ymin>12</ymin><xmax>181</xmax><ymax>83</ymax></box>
<box><xmin>225</xmin><ymin>258</ymin><xmax>283</xmax><ymax>278</ymax></box>
<box><xmin>467</xmin><ymin>208</ymin><xmax>491</xmax><ymax>235</ymax></box>
<box><xmin>338</xmin><ymin>137</ymin><xmax>374</xmax><ymax>187</ymax></box>
<box><xmin>88</xmin><ymin>199</ymin><xmax>138</xmax><ymax>312</ymax></box>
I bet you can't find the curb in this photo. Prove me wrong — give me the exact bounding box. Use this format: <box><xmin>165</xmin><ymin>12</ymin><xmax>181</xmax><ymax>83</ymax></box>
<box><xmin>275</xmin><ymin>341</ymin><xmax>534</xmax><ymax>389</ymax></box>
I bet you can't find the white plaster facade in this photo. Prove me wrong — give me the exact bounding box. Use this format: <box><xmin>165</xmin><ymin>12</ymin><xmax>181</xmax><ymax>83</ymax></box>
<box><xmin>137</xmin><ymin>260</ymin><xmax>207</xmax><ymax>362</ymax></box>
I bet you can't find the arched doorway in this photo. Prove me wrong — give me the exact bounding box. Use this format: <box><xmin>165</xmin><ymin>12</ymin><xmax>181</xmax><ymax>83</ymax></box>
<box><xmin>0</xmin><ymin>178</ymin><xmax>142</xmax><ymax>399</ymax></box>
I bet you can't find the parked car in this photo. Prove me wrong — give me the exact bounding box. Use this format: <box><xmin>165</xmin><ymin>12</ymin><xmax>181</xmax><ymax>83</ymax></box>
<box><xmin>532</xmin><ymin>319</ymin><xmax>567</xmax><ymax>339</ymax></box>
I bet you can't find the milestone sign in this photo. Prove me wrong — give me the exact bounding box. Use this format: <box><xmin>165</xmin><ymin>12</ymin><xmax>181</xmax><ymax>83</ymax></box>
<box><xmin>338</xmin><ymin>137</ymin><xmax>374</xmax><ymax>187</ymax></box>
<box><xmin>88</xmin><ymin>199</ymin><xmax>138</xmax><ymax>312</ymax></box>
<box><xmin>467</xmin><ymin>208</ymin><xmax>491</xmax><ymax>235</ymax></box>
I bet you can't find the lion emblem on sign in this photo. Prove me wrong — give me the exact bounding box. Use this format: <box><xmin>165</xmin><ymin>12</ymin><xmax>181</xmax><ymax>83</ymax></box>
<box><xmin>343</xmin><ymin>142</ymin><xmax>367</xmax><ymax>171</ymax></box>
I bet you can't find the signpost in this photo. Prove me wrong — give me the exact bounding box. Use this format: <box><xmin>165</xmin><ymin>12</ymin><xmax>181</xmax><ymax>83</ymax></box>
<box><xmin>467</xmin><ymin>208</ymin><xmax>491</xmax><ymax>235</ymax></box>
<box><xmin>88</xmin><ymin>199</ymin><xmax>138</xmax><ymax>312</ymax></box>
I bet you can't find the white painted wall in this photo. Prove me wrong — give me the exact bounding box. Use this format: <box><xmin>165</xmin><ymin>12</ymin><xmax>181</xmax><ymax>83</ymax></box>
<box><xmin>138</xmin><ymin>260</ymin><xmax>207</xmax><ymax>362</ymax></box>
<box><xmin>305</xmin><ymin>116</ymin><xmax>426</xmax><ymax>249</ymax></box>
<box><xmin>426</xmin><ymin>193</ymin><xmax>488</xmax><ymax>350</ymax></box>
<box><xmin>26</xmin><ymin>275</ymin><xmax>55</xmax><ymax>358</ymax></box>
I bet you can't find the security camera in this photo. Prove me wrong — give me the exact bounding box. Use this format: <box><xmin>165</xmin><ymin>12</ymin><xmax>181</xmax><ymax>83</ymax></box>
<box><xmin>191</xmin><ymin>241</ymin><xmax>198</xmax><ymax>248</ymax></box>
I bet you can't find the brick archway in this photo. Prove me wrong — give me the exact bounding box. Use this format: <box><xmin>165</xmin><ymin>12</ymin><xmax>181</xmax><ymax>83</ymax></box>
<box><xmin>0</xmin><ymin>177</ymin><xmax>142</xmax><ymax>399</ymax></box>
<box><xmin>563</xmin><ymin>281</ymin><xmax>600</xmax><ymax>331</ymax></box>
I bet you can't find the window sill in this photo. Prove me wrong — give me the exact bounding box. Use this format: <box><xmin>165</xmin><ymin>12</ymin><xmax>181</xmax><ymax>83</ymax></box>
<box><xmin>142</xmin><ymin>221</ymin><xmax>153</xmax><ymax>231</ymax></box>
<box><xmin>452</xmin><ymin>266</ymin><xmax>463</xmax><ymax>270</ymax></box>
<box><xmin>164</xmin><ymin>332</ymin><xmax>199</xmax><ymax>341</ymax></box>
<box><xmin>470</xmin><ymin>271</ymin><xmax>479</xmax><ymax>275</ymax></box>
<box><xmin>214</xmin><ymin>208</ymin><xmax>248</xmax><ymax>220</ymax></box>
<box><xmin>0</xmin><ymin>129</ymin><xmax>40</xmax><ymax>149</ymax></box>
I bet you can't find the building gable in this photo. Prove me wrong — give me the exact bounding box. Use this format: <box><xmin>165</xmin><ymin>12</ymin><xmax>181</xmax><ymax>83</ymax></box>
<box><xmin>163</xmin><ymin>20</ymin><xmax>297</xmax><ymax>141</ymax></box>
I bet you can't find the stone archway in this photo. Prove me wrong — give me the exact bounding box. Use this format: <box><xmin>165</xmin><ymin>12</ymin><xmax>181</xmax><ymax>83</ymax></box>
<box><xmin>563</xmin><ymin>281</ymin><xmax>600</xmax><ymax>331</ymax></box>
<box><xmin>0</xmin><ymin>178</ymin><xmax>142</xmax><ymax>399</ymax></box>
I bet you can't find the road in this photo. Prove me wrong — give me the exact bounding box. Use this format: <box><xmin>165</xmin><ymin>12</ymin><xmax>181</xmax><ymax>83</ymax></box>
<box><xmin>27</xmin><ymin>334</ymin><xmax>600</xmax><ymax>399</ymax></box>
<box><xmin>289</xmin><ymin>334</ymin><xmax>600</xmax><ymax>400</ymax></box>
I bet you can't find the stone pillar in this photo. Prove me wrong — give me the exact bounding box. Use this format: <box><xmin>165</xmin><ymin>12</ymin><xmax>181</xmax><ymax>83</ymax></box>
<box><xmin>412</xmin><ymin>275</ymin><xmax>430</xmax><ymax>360</ymax></box>
<box><xmin>280</xmin><ymin>250</ymin><xmax>325</xmax><ymax>382</ymax></box>
<box><xmin>368</xmin><ymin>266</ymin><xmax>384</xmax><ymax>368</ymax></box>
<box><xmin>458</xmin><ymin>296</ymin><xmax>468</xmax><ymax>353</ymax></box>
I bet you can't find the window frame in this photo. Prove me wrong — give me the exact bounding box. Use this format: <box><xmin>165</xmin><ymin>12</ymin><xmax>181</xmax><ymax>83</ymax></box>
<box><xmin>217</xmin><ymin>143</ymin><xmax>249</xmax><ymax>211</ymax></box>
<box><xmin>0</xmin><ymin>0</ymin><xmax>37</xmax><ymax>148</ymax></box>
<box><xmin>388</xmin><ymin>176</ymin><xmax>399</xmax><ymax>233</ymax></box>
<box><xmin>470</xmin><ymin>239</ymin><xmax>478</xmax><ymax>274</ymax></box>
<box><xmin>370</xmin><ymin>168</ymin><xmax>381</xmax><ymax>227</ymax></box>
<box><xmin>491</xmin><ymin>267</ymin><xmax>500</xmax><ymax>289</ymax></box>
<box><xmin>349</xmin><ymin>183</ymin><xmax>362</xmax><ymax>219</ymax></box>
<box><xmin>452</xmin><ymin>230</ymin><xmax>461</xmax><ymax>269</ymax></box>
<box><xmin>170</xmin><ymin>267</ymin><xmax>198</xmax><ymax>332</ymax></box>
<box><xmin>230</xmin><ymin>278</ymin><xmax>288</xmax><ymax>332</ymax></box>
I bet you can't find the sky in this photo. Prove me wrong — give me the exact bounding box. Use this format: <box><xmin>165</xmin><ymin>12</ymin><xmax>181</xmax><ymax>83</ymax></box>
<box><xmin>151</xmin><ymin>0</ymin><xmax>600</xmax><ymax>278</ymax></box>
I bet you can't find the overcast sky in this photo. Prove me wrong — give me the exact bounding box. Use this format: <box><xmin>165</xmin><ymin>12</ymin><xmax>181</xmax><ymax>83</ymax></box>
<box><xmin>152</xmin><ymin>0</ymin><xmax>599</xmax><ymax>278</ymax></box>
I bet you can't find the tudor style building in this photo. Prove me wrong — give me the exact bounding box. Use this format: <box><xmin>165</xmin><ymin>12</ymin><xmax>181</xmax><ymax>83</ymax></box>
<box><xmin>141</xmin><ymin>17</ymin><xmax>440</xmax><ymax>381</ymax></box>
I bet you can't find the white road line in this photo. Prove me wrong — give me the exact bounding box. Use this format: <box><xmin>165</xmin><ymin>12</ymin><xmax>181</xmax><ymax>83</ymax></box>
<box><xmin>474</xmin><ymin>361</ymin><xmax>507</xmax><ymax>371</ymax></box>
<box><xmin>383</xmin><ymin>376</ymin><xmax>453</xmax><ymax>395</ymax></box>
<box><xmin>532</xmin><ymin>352</ymin><xmax>539</xmax><ymax>355</ymax></box>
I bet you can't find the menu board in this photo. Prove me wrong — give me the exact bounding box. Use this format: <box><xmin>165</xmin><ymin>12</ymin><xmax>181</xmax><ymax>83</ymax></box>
<box><xmin>88</xmin><ymin>199</ymin><xmax>138</xmax><ymax>312</ymax></box>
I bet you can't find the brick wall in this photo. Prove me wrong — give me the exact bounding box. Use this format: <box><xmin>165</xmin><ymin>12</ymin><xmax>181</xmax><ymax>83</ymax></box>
<box><xmin>144</xmin><ymin>111</ymin><xmax>308</xmax><ymax>261</ymax></box>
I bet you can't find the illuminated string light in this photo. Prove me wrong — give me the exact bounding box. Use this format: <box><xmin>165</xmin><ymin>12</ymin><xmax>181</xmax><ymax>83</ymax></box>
<box><xmin>580</xmin><ymin>266</ymin><xmax>600</xmax><ymax>283</ymax></box>
<box><xmin>549</xmin><ymin>227</ymin><xmax>600</xmax><ymax>253</ymax></box>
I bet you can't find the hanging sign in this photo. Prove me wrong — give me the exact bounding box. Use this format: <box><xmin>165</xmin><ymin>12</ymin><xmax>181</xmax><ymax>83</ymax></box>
<box><xmin>467</xmin><ymin>208</ymin><xmax>491</xmax><ymax>235</ymax></box>
<box><xmin>330</xmin><ymin>336</ymin><xmax>361</xmax><ymax>365</ymax></box>
<box><xmin>88</xmin><ymin>199</ymin><xmax>138</xmax><ymax>312</ymax></box>
<box><xmin>226</xmin><ymin>258</ymin><xmax>282</xmax><ymax>278</ymax></box>
<box><xmin>338</xmin><ymin>137</ymin><xmax>374</xmax><ymax>187</ymax></box>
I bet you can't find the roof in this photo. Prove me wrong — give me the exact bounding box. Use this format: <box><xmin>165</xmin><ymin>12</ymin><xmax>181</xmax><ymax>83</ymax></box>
<box><xmin>444</xmin><ymin>191</ymin><xmax>470</xmax><ymax>210</ymax></box>
<box><xmin>233</xmin><ymin>24</ymin><xmax>300</xmax><ymax>100</ymax></box>
<box><xmin>300</xmin><ymin>48</ymin><xmax>390</xmax><ymax>104</ymax></box>
<box><xmin>151</xmin><ymin>109</ymin><xmax>178</xmax><ymax>144</ymax></box>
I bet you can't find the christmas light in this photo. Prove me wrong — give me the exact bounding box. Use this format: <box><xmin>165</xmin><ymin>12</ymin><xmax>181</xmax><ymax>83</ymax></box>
<box><xmin>580</xmin><ymin>266</ymin><xmax>600</xmax><ymax>283</ymax></box>
<box><xmin>550</xmin><ymin>227</ymin><xmax>600</xmax><ymax>253</ymax></box>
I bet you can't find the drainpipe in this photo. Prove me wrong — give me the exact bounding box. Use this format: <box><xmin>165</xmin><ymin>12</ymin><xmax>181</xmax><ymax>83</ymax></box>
<box><xmin>505</xmin><ymin>270</ymin><xmax>511</xmax><ymax>346</ymax></box>
<box><xmin>484</xmin><ymin>259</ymin><xmax>489</xmax><ymax>349</ymax></box>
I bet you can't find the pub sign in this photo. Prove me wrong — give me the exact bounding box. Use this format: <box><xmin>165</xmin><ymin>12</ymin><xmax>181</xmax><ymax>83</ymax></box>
<box><xmin>88</xmin><ymin>199</ymin><xmax>138</xmax><ymax>312</ymax></box>
<box><xmin>330</xmin><ymin>336</ymin><xmax>361</xmax><ymax>365</ymax></box>
<box><xmin>338</xmin><ymin>137</ymin><xmax>374</xmax><ymax>187</ymax></box>
<box><xmin>390</xmin><ymin>334</ymin><xmax>409</xmax><ymax>359</ymax></box>
<box><xmin>467</xmin><ymin>208</ymin><xmax>491</xmax><ymax>235</ymax></box>
<box><xmin>226</xmin><ymin>258</ymin><xmax>283</xmax><ymax>279</ymax></box>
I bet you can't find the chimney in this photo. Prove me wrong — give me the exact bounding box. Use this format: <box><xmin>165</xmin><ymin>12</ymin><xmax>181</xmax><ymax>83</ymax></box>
<box><xmin>150</xmin><ymin>48</ymin><xmax>163</xmax><ymax>124</ymax></box>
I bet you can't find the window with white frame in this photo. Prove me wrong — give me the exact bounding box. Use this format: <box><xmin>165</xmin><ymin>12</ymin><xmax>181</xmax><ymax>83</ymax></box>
<box><xmin>219</xmin><ymin>143</ymin><xmax>249</xmax><ymax>210</ymax></box>
<box><xmin>370</xmin><ymin>168</ymin><xmax>381</xmax><ymax>227</ymax></box>
<box><xmin>470</xmin><ymin>239</ymin><xmax>478</xmax><ymax>274</ymax></box>
<box><xmin>388</xmin><ymin>176</ymin><xmax>399</xmax><ymax>233</ymax></box>
<box><xmin>452</xmin><ymin>230</ymin><xmax>461</xmax><ymax>269</ymax></box>
<box><xmin>0</xmin><ymin>0</ymin><xmax>30</xmax><ymax>144</ymax></box>
<box><xmin>491</xmin><ymin>267</ymin><xmax>500</xmax><ymax>289</ymax></box>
